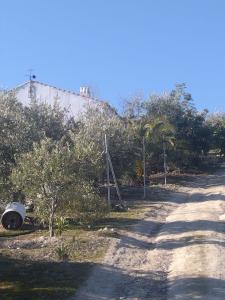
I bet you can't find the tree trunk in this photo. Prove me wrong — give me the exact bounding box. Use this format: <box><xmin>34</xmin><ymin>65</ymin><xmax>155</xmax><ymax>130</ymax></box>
<box><xmin>49</xmin><ymin>199</ymin><xmax>55</xmax><ymax>238</ymax></box>
<box><xmin>49</xmin><ymin>216</ymin><xmax>54</xmax><ymax>238</ymax></box>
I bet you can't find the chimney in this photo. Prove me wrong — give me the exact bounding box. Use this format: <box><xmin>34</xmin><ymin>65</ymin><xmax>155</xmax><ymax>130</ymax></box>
<box><xmin>79</xmin><ymin>86</ymin><xmax>91</xmax><ymax>98</ymax></box>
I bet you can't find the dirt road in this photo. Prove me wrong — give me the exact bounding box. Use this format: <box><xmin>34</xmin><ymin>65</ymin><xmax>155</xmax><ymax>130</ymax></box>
<box><xmin>74</xmin><ymin>169</ymin><xmax>225</xmax><ymax>300</ymax></box>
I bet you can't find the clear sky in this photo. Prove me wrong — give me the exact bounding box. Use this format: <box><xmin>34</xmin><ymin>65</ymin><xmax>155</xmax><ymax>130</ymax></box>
<box><xmin>1</xmin><ymin>0</ymin><xmax>225</xmax><ymax>112</ymax></box>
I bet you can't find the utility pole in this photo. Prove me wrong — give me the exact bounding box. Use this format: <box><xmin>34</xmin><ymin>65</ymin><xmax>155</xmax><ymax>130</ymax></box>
<box><xmin>163</xmin><ymin>137</ymin><xmax>167</xmax><ymax>185</ymax></box>
<box><xmin>104</xmin><ymin>134</ymin><xmax>111</xmax><ymax>207</ymax></box>
<box><xmin>143</xmin><ymin>136</ymin><xmax>146</xmax><ymax>199</ymax></box>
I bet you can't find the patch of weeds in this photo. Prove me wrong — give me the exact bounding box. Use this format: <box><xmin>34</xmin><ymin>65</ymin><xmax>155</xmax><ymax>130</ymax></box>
<box><xmin>55</xmin><ymin>242</ymin><xmax>70</xmax><ymax>261</ymax></box>
<box><xmin>69</xmin><ymin>236</ymin><xmax>109</xmax><ymax>263</ymax></box>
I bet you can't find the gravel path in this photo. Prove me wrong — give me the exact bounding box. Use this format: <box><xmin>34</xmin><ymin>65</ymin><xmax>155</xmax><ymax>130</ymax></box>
<box><xmin>74</xmin><ymin>169</ymin><xmax>225</xmax><ymax>300</ymax></box>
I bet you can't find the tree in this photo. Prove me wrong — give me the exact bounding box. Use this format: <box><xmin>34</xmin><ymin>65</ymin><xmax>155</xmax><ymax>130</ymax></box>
<box><xmin>0</xmin><ymin>92</ymin><xmax>31</xmax><ymax>202</ymax></box>
<box><xmin>207</xmin><ymin>113</ymin><xmax>225</xmax><ymax>156</ymax></box>
<box><xmin>11</xmin><ymin>137</ymin><xmax>109</xmax><ymax>236</ymax></box>
<box><xmin>123</xmin><ymin>93</ymin><xmax>146</xmax><ymax>119</ymax></box>
<box><xmin>11</xmin><ymin>138</ymin><xmax>76</xmax><ymax>237</ymax></box>
<box><xmin>24</xmin><ymin>99</ymin><xmax>68</xmax><ymax>143</ymax></box>
<box><xmin>144</xmin><ymin>117</ymin><xmax>175</xmax><ymax>185</ymax></box>
<box><xmin>144</xmin><ymin>84</ymin><xmax>212</xmax><ymax>170</ymax></box>
<box><xmin>0</xmin><ymin>93</ymin><xmax>74</xmax><ymax>207</ymax></box>
<box><xmin>74</xmin><ymin>104</ymin><xmax>140</xmax><ymax>182</ymax></box>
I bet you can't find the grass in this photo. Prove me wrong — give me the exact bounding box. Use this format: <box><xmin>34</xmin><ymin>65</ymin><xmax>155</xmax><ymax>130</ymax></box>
<box><xmin>0</xmin><ymin>196</ymin><xmax>149</xmax><ymax>299</ymax></box>
<box><xmin>0</xmin><ymin>255</ymin><xmax>93</xmax><ymax>300</ymax></box>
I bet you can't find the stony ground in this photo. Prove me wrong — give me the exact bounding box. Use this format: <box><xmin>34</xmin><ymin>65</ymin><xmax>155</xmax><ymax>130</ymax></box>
<box><xmin>74</xmin><ymin>168</ymin><xmax>225</xmax><ymax>300</ymax></box>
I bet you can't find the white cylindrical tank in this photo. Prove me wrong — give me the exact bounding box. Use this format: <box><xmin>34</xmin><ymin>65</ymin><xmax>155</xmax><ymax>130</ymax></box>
<box><xmin>1</xmin><ymin>202</ymin><xmax>26</xmax><ymax>230</ymax></box>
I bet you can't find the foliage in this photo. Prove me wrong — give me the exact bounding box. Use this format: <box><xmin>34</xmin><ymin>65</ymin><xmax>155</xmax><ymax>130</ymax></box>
<box><xmin>11</xmin><ymin>138</ymin><xmax>77</xmax><ymax>236</ymax></box>
<box><xmin>74</xmin><ymin>103</ymin><xmax>140</xmax><ymax>181</ymax></box>
<box><xmin>144</xmin><ymin>117</ymin><xmax>175</xmax><ymax>184</ymax></box>
<box><xmin>140</xmin><ymin>84</ymin><xmax>213</xmax><ymax>171</ymax></box>
<box><xmin>123</xmin><ymin>93</ymin><xmax>146</xmax><ymax>119</ymax></box>
<box><xmin>11</xmin><ymin>137</ymin><xmax>108</xmax><ymax>235</ymax></box>
<box><xmin>207</xmin><ymin>113</ymin><xmax>225</xmax><ymax>156</ymax></box>
<box><xmin>24</xmin><ymin>99</ymin><xmax>68</xmax><ymax>142</ymax></box>
<box><xmin>2</xmin><ymin>82</ymin><xmax>225</xmax><ymax>231</ymax></box>
<box><xmin>55</xmin><ymin>242</ymin><xmax>70</xmax><ymax>261</ymax></box>
<box><xmin>0</xmin><ymin>94</ymin><xmax>72</xmax><ymax>206</ymax></box>
<box><xmin>144</xmin><ymin>116</ymin><xmax>175</xmax><ymax>145</ymax></box>
<box><xmin>67</xmin><ymin>181</ymin><xmax>109</xmax><ymax>225</ymax></box>
<box><xmin>55</xmin><ymin>216</ymin><xmax>69</xmax><ymax>236</ymax></box>
<box><xmin>0</xmin><ymin>92</ymin><xmax>30</xmax><ymax>200</ymax></box>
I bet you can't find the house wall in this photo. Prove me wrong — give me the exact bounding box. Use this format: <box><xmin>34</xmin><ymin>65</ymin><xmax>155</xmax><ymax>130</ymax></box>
<box><xmin>14</xmin><ymin>81</ymin><xmax>98</xmax><ymax>119</ymax></box>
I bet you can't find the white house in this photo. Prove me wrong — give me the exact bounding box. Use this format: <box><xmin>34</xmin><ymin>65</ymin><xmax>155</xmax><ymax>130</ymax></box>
<box><xmin>10</xmin><ymin>80</ymin><xmax>108</xmax><ymax>119</ymax></box>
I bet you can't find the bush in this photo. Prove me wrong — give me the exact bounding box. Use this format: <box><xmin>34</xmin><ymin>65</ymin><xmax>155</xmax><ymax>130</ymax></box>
<box><xmin>55</xmin><ymin>242</ymin><xmax>70</xmax><ymax>261</ymax></box>
<box><xmin>68</xmin><ymin>182</ymin><xmax>109</xmax><ymax>225</ymax></box>
<box><xmin>55</xmin><ymin>216</ymin><xmax>69</xmax><ymax>236</ymax></box>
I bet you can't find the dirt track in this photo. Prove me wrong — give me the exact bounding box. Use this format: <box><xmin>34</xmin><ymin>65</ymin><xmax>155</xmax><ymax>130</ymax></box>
<box><xmin>74</xmin><ymin>169</ymin><xmax>225</xmax><ymax>300</ymax></box>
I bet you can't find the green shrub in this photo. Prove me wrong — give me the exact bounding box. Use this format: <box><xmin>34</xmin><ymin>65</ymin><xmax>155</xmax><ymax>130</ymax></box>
<box><xmin>68</xmin><ymin>182</ymin><xmax>109</xmax><ymax>225</ymax></box>
<box><xmin>55</xmin><ymin>242</ymin><xmax>70</xmax><ymax>261</ymax></box>
<box><xmin>55</xmin><ymin>216</ymin><xmax>68</xmax><ymax>236</ymax></box>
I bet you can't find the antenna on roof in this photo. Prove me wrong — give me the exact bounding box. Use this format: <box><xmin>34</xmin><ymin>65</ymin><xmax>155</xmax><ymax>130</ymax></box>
<box><xmin>26</xmin><ymin>69</ymin><xmax>37</xmax><ymax>100</ymax></box>
<box><xmin>26</xmin><ymin>69</ymin><xmax>36</xmax><ymax>81</ymax></box>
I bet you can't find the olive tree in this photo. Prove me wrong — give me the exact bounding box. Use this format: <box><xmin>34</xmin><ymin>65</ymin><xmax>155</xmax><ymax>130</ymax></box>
<box><xmin>11</xmin><ymin>137</ymin><xmax>108</xmax><ymax>236</ymax></box>
<box><xmin>75</xmin><ymin>103</ymin><xmax>140</xmax><ymax>182</ymax></box>
<box><xmin>0</xmin><ymin>92</ymin><xmax>31</xmax><ymax>203</ymax></box>
<box><xmin>11</xmin><ymin>138</ymin><xmax>77</xmax><ymax>237</ymax></box>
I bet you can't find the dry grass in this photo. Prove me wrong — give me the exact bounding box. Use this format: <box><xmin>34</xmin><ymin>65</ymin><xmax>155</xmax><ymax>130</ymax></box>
<box><xmin>0</xmin><ymin>196</ymin><xmax>148</xmax><ymax>299</ymax></box>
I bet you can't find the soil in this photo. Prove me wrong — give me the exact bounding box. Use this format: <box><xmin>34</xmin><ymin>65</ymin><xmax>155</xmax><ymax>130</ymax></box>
<box><xmin>73</xmin><ymin>168</ymin><xmax>225</xmax><ymax>300</ymax></box>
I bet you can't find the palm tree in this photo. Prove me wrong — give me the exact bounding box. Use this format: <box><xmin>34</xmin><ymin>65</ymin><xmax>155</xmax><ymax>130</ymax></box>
<box><xmin>144</xmin><ymin>117</ymin><xmax>175</xmax><ymax>185</ymax></box>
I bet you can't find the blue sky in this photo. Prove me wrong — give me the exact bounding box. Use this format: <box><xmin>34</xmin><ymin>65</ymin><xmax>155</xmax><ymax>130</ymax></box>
<box><xmin>0</xmin><ymin>0</ymin><xmax>225</xmax><ymax>112</ymax></box>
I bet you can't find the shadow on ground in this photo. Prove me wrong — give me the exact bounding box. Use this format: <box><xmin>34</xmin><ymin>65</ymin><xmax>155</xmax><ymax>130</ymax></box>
<box><xmin>0</xmin><ymin>253</ymin><xmax>93</xmax><ymax>300</ymax></box>
<box><xmin>169</xmin><ymin>277</ymin><xmax>225</xmax><ymax>299</ymax></box>
<box><xmin>75</xmin><ymin>265</ymin><xmax>167</xmax><ymax>300</ymax></box>
<box><xmin>0</xmin><ymin>252</ymin><xmax>168</xmax><ymax>300</ymax></box>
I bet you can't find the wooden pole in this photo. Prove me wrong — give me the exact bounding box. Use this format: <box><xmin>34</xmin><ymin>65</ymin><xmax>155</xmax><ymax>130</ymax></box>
<box><xmin>143</xmin><ymin>136</ymin><xmax>146</xmax><ymax>199</ymax></box>
<box><xmin>107</xmin><ymin>151</ymin><xmax>123</xmax><ymax>206</ymax></box>
<box><xmin>163</xmin><ymin>137</ymin><xmax>167</xmax><ymax>186</ymax></box>
<box><xmin>104</xmin><ymin>134</ymin><xmax>111</xmax><ymax>207</ymax></box>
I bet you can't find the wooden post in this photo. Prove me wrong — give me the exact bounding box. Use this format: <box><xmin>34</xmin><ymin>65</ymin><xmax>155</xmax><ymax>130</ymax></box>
<box><xmin>143</xmin><ymin>137</ymin><xmax>146</xmax><ymax>199</ymax></box>
<box><xmin>107</xmin><ymin>153</ymin><xmax>123</xmax><ymax>205</ymax></box>
<box><xmin>104</xmin><ymin>134</ymin><xmax>111</xmax><ymax>207</ymax></box>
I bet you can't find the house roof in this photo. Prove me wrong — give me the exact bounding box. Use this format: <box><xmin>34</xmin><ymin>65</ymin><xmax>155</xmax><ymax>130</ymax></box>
<box><xmin>9</xmin><ymin>80</ymin><xmax>117</xmax><ymax>115</ymax></box>
<box><xmin>11</xmin><ymin>80</ymin><xmax>98</xmax><ymax>101</ymax></box>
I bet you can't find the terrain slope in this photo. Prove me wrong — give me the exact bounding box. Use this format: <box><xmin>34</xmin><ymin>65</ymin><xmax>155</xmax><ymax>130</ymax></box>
<box><xmin>74</xmin><ymin>169</ymin><xmax>225</xmax><ymax>300</ymax></box>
